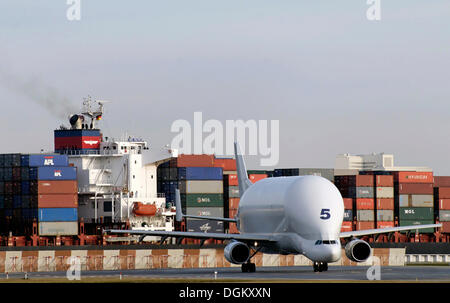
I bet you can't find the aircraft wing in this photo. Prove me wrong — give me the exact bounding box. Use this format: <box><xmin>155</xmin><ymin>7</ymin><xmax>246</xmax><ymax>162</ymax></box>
<box><xmin>106</xmin><ymin>229</ymin><xmax>276</xmax><ymax>244</ymax></box>
<box><xmin>339</xmin><ymin>223</ymin><xmax>442</xmax><ymax>238</ymax></box>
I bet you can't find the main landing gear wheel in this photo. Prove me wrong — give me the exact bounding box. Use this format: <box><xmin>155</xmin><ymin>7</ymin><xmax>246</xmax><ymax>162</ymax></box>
<box><xmin>313</xmin><ymin>262</ymin><xmax>328</xmax><ymax>272</ymax></box>
<box><xmin>241</xmin><ymin>262</ymin><xmax>256</xmax><ymax>273</ymax></box>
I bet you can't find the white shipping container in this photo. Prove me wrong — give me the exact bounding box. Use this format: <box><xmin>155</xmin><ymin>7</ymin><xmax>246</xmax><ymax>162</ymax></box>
<box><xmin>439</xmin><ymin>210</ymin><xmax>450</xmax><ymax>222</ymax></box>
<box><xmin>186</xmin><ymin>207</ymin><xmax>224</xmax><ymax>217</ymax></box>
<box><xmin>357</xmin><ymin>210</ymin><xmax>375</xmax><ymax>222</ymax></box>
<box><xmin>39</xmin><ymin>222</ymin><xmax>78</xmax><ymax>236</ymax></box>
<box><xmin>182</xmin><ymin>180</ymin><xmax>224</xmax><ymax>194</ymax></box>
<box><xmin>376</xmin><ymin>187</ymin><xmax>394</xmax><ymax>198</ymax></box>
<box><xmin>377</xmin><ymin>210</ymin><xmax>394</xmax><ymax>221</ymax></box>
<box><xmin>399</xmin><ymin>195</ymin><xmax>433</xmax><ymax>207</ymax></box>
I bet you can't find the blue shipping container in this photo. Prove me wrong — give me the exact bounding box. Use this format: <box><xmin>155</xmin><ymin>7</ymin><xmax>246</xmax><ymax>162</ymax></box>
<box><xmin>21</xmin><ymin>181</ymin><xmax>30</xmax><ymax>195</ymax></box>
<box><xmin>22</xmin><ymin>154</ymin><xmax>69</xmax><ymax>167</ymax></box>
<box><xmin>0</xmin><ymin>196</ymin><xmax>4</xmax><ymax>208</ymax></box>
<box><xmin>13</xmin><ymin>195</ymin><xmax>22</xmax><ymax>208</ymax></box>
<box><xmin>178</xmin><ymin>167</ymin><xmax>223</xmax><ymax>180</ymax></box>
<box><xmin>39</xmin><ymin>208</ymin><xmax>78</xmax><ymax>222</ymax></box>
<box><xmin>38</xmin><ymin>166</ymin><xmax>77</xmax><ymax>181</ymax></box>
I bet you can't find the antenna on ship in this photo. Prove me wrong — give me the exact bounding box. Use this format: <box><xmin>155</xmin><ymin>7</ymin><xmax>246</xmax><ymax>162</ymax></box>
<box><xmin>80</xmin><ymin>96</ymin><xmax>110</xmax><ymax>129</ymax></box>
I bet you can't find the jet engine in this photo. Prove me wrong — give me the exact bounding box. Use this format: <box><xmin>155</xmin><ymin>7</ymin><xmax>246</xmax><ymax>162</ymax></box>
<box><xmin>345</xmin><ymin>239</ymin><xmax>371</xmax><ymax>262</ymax></box>
<box><xmin>224</xmin><ymin>241</ymin><xmax>250</xmax><ymax>264</ymax></box>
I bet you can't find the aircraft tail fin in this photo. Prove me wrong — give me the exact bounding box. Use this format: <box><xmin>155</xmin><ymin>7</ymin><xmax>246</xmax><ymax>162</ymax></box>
<box><xmin>234</xmin><ymin>142</ymin><xmax>253</xmax><ymax>198</ymax></box>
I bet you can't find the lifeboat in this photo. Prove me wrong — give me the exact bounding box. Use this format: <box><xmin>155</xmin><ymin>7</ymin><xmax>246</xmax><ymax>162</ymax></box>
<box><xmin>132</xmin><ymin>202</ymin><xmax>157</xmax><ymax>216</ymax></box>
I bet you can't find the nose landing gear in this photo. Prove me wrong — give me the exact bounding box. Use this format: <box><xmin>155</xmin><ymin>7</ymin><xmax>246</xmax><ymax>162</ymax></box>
<box><xmin>313</xmin><ymin>262</ymin><xmax>328</xmax><ymax>272</ymax></box>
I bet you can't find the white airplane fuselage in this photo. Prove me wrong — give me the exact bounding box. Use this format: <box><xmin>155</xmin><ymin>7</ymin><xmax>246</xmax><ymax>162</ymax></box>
<box><xmin>237</xmin><ymin>175</ymin><xmax>344</xmax><ymax>262</ymax></box>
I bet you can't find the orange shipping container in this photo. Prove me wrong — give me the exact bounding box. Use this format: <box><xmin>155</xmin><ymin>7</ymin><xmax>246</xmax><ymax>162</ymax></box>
<box><xmin>393</xmin><ymin>171</ymin><xmax>433</xmax><ymax>184</ymax></box>
<box><xmin>356</xmin><ymin>198</ymin><xmax>374</xmax><ymax>210</ymax></box>
<box><xmin>376</xmin><ymin>175</ymin><xmax>393</xmax><ymax>187</ymax></box>
<box><xmin>249</xmin><ymin>174</ymin><xmax>267</xmax><ymax>183</ymax></box>
<box><xmin>38</xmin><ymin>194</ymin><xmax>78</xmax><ymax>208</ymax></box>
<box><xmin>229</xmin><ymin>223</ymin><xmax>240</xmax><ymax>234</ymax></box>
<box><xmin>437</xmin><ymin>187</ymin><xmax>450</xmax><ymax>199</ymax></box>
<box><xmin>229</xmin><ymin>208</ymin><xmax>238</xmax><ymax>219</ymax></box>
<box><xmin>229</xmin><ymin>198</ymin><xmax>240</xmax><ymax>209</ymax></box>
<box><xmin>38</xmin><ymin>180</ymin><xmax>78</xmax><ymax>194</ymax></box>
<box><xmin>356</xmin><ymin>221</ymin><xmax>375</xmax><ymax>230</ymax></box>
<box><xmin>377</xmin><ymin>221</ymin><xmax>394</xmax><ymax>229</ymax></box>
<box><xmin>214</xmin><ymin>158</ymin><xmax>236</xmax><ymax>171</ymax></box>
<box><xmin>176</xmin><ymin>154</ymin><xmax>214</xmax><ymax>167</ymax></box>
<box><xmin>376</xmin><ymin>198</ymin><xmax>394</xmax><ymax>210</ymax></box>
<box><xmin>434</xmin><ymin>176</ymin><xmax>450</xmax><ymax>187</ymax></box>
<box><xmin>343</xmin><ymin>198</ymin><xmax>353</xmax><ymax>209</ymax></box>
<box><xmin>439</xmin><ymin>199</ymin><xmax>450</xmax><ymax>210</ymax></box>
<box><xmin>340</xmin><ymin>221</ymin><xmax>353</xmax><ymax>232</ymax></box>
<box><xmin>226</xmin><ymin>174</ymin><xmax>238</xmax><ymax>186</ymax></box>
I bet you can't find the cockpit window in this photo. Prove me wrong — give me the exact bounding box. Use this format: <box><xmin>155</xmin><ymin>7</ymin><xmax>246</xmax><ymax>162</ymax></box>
<box><xmin>315</xmin><ymin>240</ymin><xmax>337</xmax><ymax>245</ymax></box>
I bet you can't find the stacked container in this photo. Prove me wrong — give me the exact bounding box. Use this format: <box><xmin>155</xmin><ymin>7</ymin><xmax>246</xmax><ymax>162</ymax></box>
<box><xmin>394</xmin><ymin>171</ymin><xmax>435</xmax><ymax>233</ymax></box>
<box><xmin>374</xmin><ymin>174</ymin><xmax>395</xmax><ymax>229</ymax></box>
<box><xmin>433</xmin><ymin>176</ymin><xmax>450</xmax><ymax>234</ymax></box>
<box><xmin>224</xmin><ymin>173</ymin><xmax>239</xmax><ymax>234</ymax></box>
<box><xmin>341</xmin><ymin>198</ymin><xmax>354</xmax><ymax>232</ymax></box>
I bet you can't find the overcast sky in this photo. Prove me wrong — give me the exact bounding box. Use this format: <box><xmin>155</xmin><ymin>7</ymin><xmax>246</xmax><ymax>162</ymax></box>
<box><xmin>0</xmin><ymin>1</ymin><xmax>449</xmax><ymax>174</ymax></box>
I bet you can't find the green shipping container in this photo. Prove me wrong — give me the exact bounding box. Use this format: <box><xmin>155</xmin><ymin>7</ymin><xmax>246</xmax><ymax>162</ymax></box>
<box><xmin>399</xmin><ymin>220</ymin><xmax>435</xmax><ymax>233</ymax></box>
<box><xmin>398</xmin><ymin>207</ymin><xmax>434</xmax><ymax>220</ymax></box>
<box><xmin>181</xmin><ymin>193</ymin><xmax>224</xmax><ymax>207</ymax></box>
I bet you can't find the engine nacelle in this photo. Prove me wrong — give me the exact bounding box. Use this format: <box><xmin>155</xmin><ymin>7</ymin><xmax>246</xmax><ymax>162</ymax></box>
<box><xmin>224</xmin><ymin>241</ymin><xmax>250</xmax><ymax>264</ymax></box>
<box><xmin>345</xmin><ymin>239</ymin><xmax>371</xmax><ymax>262</ymax></box>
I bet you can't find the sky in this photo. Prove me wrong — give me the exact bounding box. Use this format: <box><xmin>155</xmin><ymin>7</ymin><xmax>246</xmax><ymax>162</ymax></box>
<box><xmin>0</xmin><ymin>1</ymin><xmax>449</xmax><ymax>174</ymax></box>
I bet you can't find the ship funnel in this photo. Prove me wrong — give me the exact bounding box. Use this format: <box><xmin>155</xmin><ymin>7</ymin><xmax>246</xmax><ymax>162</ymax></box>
<box><xmin>69</xmin><ymin>114</ymin><xmax>84</xmax><ymax>129</ymax></box>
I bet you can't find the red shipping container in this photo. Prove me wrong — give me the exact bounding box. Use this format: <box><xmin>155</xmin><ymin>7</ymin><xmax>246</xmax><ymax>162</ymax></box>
<box><xmin>214</xmin><ymin>158</ymin><xmax>236</xmax><ymax>171</ymax></box>
<box><xmin>38</xmin><ymin>194</ymin><xmax>78</xmax><ymax>208</ymax></box>
<box><xmin>229</xmin><ymin>198</ymin><xmax>240</xmax><ymax>209</ymax></box>
<box><xmin>377</xmin><ymin>221</ymin><xmax>394</xmax><ymax>229</ymax></box>
<box><xmin>356</xmin><ymin>221</ymin><xmax>375</xmax><ymax>230</ymax></box>
<box><xmin>437</xmin><ymin>187</ymin><xmax>450</xmax><ymax>199</ymax></box>
<box><xmin>434</xmin><ymin>176</ymin><xmax>450</xmax><ymax>187</ymax></box>
<box><xmin>176</xmin><ymin>154</ymin><xmax>214</xmax><ymax>167</ymax></box>
<box><xmin>441</xmin><ymin>222</ymin><xmax>450</xmax><ymax>233</ymax></box>
<box><xmin>393</xmin><ymin>171</ymin><xmax>433</xmax><ymax>184</ymax></box>
<box><xmin>376</xmin><ymin>198</ymin><xmax>394</xmax><ymax>210</ymax></box>
<box><xmin>341</xmin><ymin>221</ymin><xmax>353</xmax><ymax>232</ymax></box>
<box><xmin>229</xmin><ymin>208</ymin><xmax>238</xmax><ymax>219</ymax></box>
<box><xmin>343</xmin><ymin>198</ymin><xmax>353</xmax><ymax>209</ymax></box>
<box><xmin>226</xmin><ymin>174</ymin><xmax>238</xmax><ymax>186</ymax></box>
<box><xmin>398</xmin><ymin>183</ymin><xmax>433</xmax><ymax>194</ymax></box>
<box><xmin>376</xmin><ymin>175</ymin><xmax>393</xmax><ymax>187</ymax></box>
<box><xmin>439</xmin><ymin>199</ymin><xmax>450</xmax><ymax>210</ymax></box>
<box><xmin>249</xmin><ymin>174</ymin><xmax>267</xmax><ymax>183</ymax></box>
<box><xmin>350</xmin><ymin>175</ymin><xmax>374</xmax><ymax>187</ymax></box>
<box><xmin>38</xmin><ymin>180</ymin><xmax>78</xmax><ymax>194</ymax></box>
<box><xmin>356</xmin><ymin>198</ymin><xmax>374</xmax><ymax>210</ymax></box>
<box><xmin>229</xmin><ymin>223</ymin><xmax>240</xmax><ymax>234</ymax></box>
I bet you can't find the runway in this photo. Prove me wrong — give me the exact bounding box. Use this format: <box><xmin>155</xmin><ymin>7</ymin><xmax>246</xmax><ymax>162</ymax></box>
<box><xmin>1</xmin><ymin>266</ymin><xmax>449</xmax><ymax>282</ymax></box>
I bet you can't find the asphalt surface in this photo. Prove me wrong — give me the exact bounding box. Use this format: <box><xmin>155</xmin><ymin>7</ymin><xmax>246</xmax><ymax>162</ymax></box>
<box><xmin>0</xmin><ymin>265</ymin><xmax>449</xmax><ymax>282</ymax></box>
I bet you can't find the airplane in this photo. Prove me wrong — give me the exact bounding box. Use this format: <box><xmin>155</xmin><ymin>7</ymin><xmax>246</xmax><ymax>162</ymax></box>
<box><xmin>106</xmin><ymin>143</ymin><xmax>442</xmax><ymax>273</ymax></box>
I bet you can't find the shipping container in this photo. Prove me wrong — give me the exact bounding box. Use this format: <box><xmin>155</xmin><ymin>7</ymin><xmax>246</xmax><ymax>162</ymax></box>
<box><xmin>394</xmin><ymin>171</ymin><xmax>433</xmax><ymax>184</ymax></box>
<box><xmin>376</xmin><ymin>198</ymin><xmax>394</xmax><ymax>210</ymax></box>
<box><xmin>346</xmin><ymin>175</ymin><xmax>374</xmax><ymax>187</ymax></box>
<box><xmin>175</xmin><ymin>154</ymin><xmax>214</xmax><ymax>167</ymax></box>
<box><xmin>213</xmin><ymin>158</ymin><xmax>236</xmax><ymax>171</ymax></box>
<box><xmin>341</xmin><ymin>221</ymin><xmax>353</xmax><ymax>232</ymax></box>
<box><xmin>441</xmin><ymin>222</ymin><xmax>450</xmax><ymax>233</ymax></box>
<box><xmin>398</xmin><ymin>207</ymin><xmax>434</xmax><ymax>220</ymax></box>
<box><xmin>349</xmin><ymin>187</ymin><xmax>374</xmax><ymax>198</ymax></box>
<box><xmin>228</xmin><ymin>208</ymin><xmax>238</xmax><ymax>219</ymax></box>
<box><xmin>228</xmin><ymin>186</ymin><xmax>240</xmax><ymax>198</ymax></box>
<box><xmin>377</xmin><ymin>221</ymin><xmax>394</xmax><ymax>229</ymax></box>
<box><xmin>357</xmin><ymin>210</ymin><xmax>375</xmax><ymax>221</ymax></box>
<box><xmin>38</xmin><ymin>208</ymin><xmax>78</xmax><ymax>222</ymax></box>
<box><xmin>355</xmin><ymin>198</ymin><xmax>374</xmax><ymax>210</ymax></box>
<box><xmin>343</xmin><ymin>198</ymin><xmax>353</xmax><ymax>209</ymax></box>
<box><xmin>38</xmin><ymin>166</ymin><xmax>77</xmax><ymax>181</ymax></box>
<box><xmin>185</xmin><ymin>207</ymin><xmax>224</xmax><ymax>217</ymax></box>
<box><xmin>438</xmin><ymin>199</ymin><xmax>450</xmax><ymax>210</ymax></box>
<box><xmin>180</xmin><ymin>193</ymin><xmax>224</xmax><ymax>208</ymax></box>
<box><xmin>38</xmin><ymin>194</ymin><xmax>78</xmax><ymax>208</ymax></box>
<box><xmin>21</xmin><ymin>154</ymin><xmax>69</xmax><ymax>167</ymax></box>
<box><xmin>177</xmin><ymin>167</ymin><xmax>223</xmax><ymax>180</ymax></box>
<box><xmin>433</xmin><ymin>176</ymin><xmax>450</xmax><ymax>187</ymax></box>
<box><xmin>356</xmin><ymin>221</ymin><xmax>375</xmax><ymax>230</ymax></box>
<box><xmin>398</xmin><ymin>183</ymin><xmax>433</xmax><ymax>194</ymax></box>
<box><xmin>399</xmin><ymin>220</ymin><xmax>435</xmax><ymax>233</ymax></box>
<box><xmin>178</xmin><ymin>180</ymin><xmax>223</xmax><ymax>194</ymax></box>
<box><xmin>343</xmin><ymin>209</ymin><xmax>353</xmax><ymax>221</ymax></box>
<box><xmin>376</xmin><ymin>210</ymin><xmax>394</xmax><ymax>221</ymax></box>
<box><xmin>169</xmin><ymin>168</ymin><xmax>178</xmax><ymax>181</ymax></box>
<box><xmin>38</xmin><ymin>222</ymin><xmax>78</xmax><ymax>236</ymax></box>
<box><xmin>249</xmin><ymin>174</ymin><xmax>267</xmax><ymax>183</ymax></box>
<box><xmin>375</xmin><ymin>175</ymin><xmax>393</xmax><ymax>187</ymax></box>
<box><xmin>376</xmin><ymin>187</ymin><xmax>394</xmax><ymax>198</ymax></box>
<box><xmin>186</xmin><ymin>219</ymin><xmax>224</xmax><ymax>233</ymax></box>
<box><xmin>229</xmin><ymin>198</ymin><xmax>240</xmax><ymax>209</ymax></box>
<box><xmin>225</xmin><ymin>174</ymin><xmax>238</xmax><ymax>186</ymax></box>
<box><xmin>439</xmin><ymin>210</ymin><xmax>450</xmax><ymax>222</ymax></box>
<box><xmin>38</xmin><ymin>181</ymin><xmax>78</xmax><ymax>194</ymax></box>
<box><xmin>229</xmin><ymin>222</ymin><xmax>240</xmax><ymax>234</ymax></box>
<box><xmin>435</xmin><ymin>187</ymin><xmax>450</xmax><ymax>199</ymax></box>
<box><xmin>399</xmin><ymin>195</ymin><xmax>433</xmax><ymax>207</ymax></box>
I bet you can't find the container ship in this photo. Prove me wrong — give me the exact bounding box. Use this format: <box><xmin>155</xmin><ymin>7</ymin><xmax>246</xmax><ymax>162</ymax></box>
<box><xmin>0</xmin><ymin>98</ymin><xmax>448</xmax><ymax>247</ymax></box>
